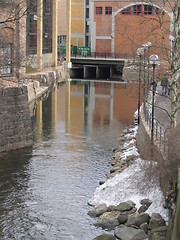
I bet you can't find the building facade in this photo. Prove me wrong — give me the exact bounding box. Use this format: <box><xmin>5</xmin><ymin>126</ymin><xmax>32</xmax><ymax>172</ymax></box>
<box><xmin>58</xmin><ymin>0</ymin><xmax>90</xmax><ymax>48</ymax></box>
<box><xmin>26</xmin><ymin>0</ymin><xmax>53</xmax><ymax>55</ymax></box>
<box><xmin>0</xmin><ymin>1</ymin><xmax>26</xmax><ymax>84</ymax></box>
<box><xmin>89</xmin><ymin>0</ymin><xmax>174</xmax><ymax>59</ymax></box>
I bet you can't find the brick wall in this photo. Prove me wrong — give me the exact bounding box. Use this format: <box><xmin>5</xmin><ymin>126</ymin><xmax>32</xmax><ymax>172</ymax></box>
<box><xmin>0</xmin><ymin>86</ymin><xmax>33</xmax><ymax>153</ymax></box>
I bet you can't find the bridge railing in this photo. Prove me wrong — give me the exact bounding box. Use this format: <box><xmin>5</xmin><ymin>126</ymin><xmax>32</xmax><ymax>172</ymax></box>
<box><xmin>59</xmin><ymin>51</ymin><xmax>128</xmax><ymax>60</ymax></box>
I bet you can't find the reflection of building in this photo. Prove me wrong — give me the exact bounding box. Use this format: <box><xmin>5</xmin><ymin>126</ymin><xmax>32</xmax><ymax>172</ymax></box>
<box><xmin>0</xmin><ymin>1</ymin><xmax>26</xmax><ymax>83</ymax></box>
<box><xmin>90</xmin><ymin>1</ymin><xmax>173</xmax><ymax>58</ymax></box>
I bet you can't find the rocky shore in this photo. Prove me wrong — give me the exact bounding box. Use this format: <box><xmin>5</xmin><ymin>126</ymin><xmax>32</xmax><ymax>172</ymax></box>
<box><xmin>88</xmin><ymin>123</ymin><xmax>168</xmax><ymax>240</ymax></box>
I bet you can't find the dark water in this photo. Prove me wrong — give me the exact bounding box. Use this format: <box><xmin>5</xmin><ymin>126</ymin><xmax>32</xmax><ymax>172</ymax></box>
<box><xmin>0</xmin><ymin>81</ymin><xmax>138</xmax><ymax>240</ymax></box>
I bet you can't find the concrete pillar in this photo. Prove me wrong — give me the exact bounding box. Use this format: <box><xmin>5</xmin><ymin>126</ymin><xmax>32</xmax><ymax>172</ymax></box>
<box><xmin>52</xmin><ymin>0</ymin><xmax>58</xmax><ymax>67</ymax></box>
<box><xmin>37</xmin><ymin>0</ymin><xmax>43</xmax><ymax>69</ymax></box>
<box><xmin>96</xmin><ymin>66</ymin><xmax>99</xmax><ymax>79</ymax></box>
<box><xmin>110</xmin><ymin>66</ymin><xmax>113</xmax><ymax>79</ymax></box>
<box><xmin>84</xmin><ymin>66</ymin><xmax>86</xmax><ymax>79</ymax></box>
<box><xmin>65</xmin><ymin>0</ymin><xmax>72</xmax><ymax>68</ymax></box>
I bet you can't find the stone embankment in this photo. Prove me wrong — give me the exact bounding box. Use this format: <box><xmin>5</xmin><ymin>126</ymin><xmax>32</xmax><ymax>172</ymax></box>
<box><xmin>0</xmin><ymin>86</ymin><xmax>33</xmax><ymax>153</ymax></box>
<box><xmin>89</xmin><ymin>124</ymin><xmax>167</xmax><ymax>240</ymax></box>
<box><xmin>26</xmin><ymin>65</ymin><xmax>65</xmax><ymax>103</ymax></box>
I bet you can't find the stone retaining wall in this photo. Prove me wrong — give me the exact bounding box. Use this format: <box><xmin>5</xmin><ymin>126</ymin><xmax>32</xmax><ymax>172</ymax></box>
<box><xmin>0</xmin><ymin>86</ymin><xmax>33</xmax><ymax>153</ymax></box>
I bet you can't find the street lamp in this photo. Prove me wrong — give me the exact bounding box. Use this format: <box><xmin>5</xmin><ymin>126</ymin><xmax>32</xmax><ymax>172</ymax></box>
<box><xmin>146</xmin><ymin>42</ymin><xmax>152</xmax><ymax>86</ymax></box>
<box><xmin>142</xmin><ymin>43</ymin><xmax>149</xmax><ymax>99</ymax></box>
<box><xmin>137</xmin><ymin>47</ymin><xmax>144</xmax><ymax>125</ymax></box>
<box><xmin>149</xmin><ymin>54</ymin><xmax>159</xmax><ymax>144</ymax></box>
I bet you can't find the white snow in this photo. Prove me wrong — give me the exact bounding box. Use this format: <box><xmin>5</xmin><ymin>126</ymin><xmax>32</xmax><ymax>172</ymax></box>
<box><xmin>88</xmin><ymin>125</ymin><xmax>169</xmax><ymax>222</ymax></box>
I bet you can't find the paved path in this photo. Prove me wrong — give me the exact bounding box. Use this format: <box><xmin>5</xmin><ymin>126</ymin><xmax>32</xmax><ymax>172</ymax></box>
<box><xmin>154</xmin><ymin>82</ymin><xmax>180</xmax><ymax>130</ymax></box>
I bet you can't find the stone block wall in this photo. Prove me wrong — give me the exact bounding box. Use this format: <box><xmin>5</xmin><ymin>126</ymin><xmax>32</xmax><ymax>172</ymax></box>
<box><xmin>0</xmin><ymin>86</ymin><xmax>33</xmax><ymax>153</ymax></box>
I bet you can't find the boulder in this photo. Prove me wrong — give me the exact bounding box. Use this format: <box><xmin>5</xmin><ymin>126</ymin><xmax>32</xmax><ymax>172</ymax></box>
<box><xmin>125</xmin><ymin>212</ymin><xmax>150</xmax><ymax>227</ymax></box>
<box><xmin>88</xmin><ymin>204</ymin><xmax>108</xmax><ymax>217</ymax></box>
<box><xmin>138</xmin><ymin>205</ymin><xmax>148</xmax><ymax>213</ymax></box>
<box><xmin>93</xmin><ymin>234</ymin><xmax>116</xmax><ymax>240</ymax></box>
<box><xmin>140</xmin><ymin>199</ymin><xmax>152</xmax><ymax>207</ymax></box>
<box><xmin>148</xmin><ymin>213</ymin><xmax>166</xmax><ymax>230</ymax></box>
<box><xmin>114</xmin><ymin>225</ymin><xmax>147</xmax><ymax>240</ymax></box>
<box><xmin>118</xmin><ymin>213</ymin><xmax>128</xmax><ymax>224</ymax></box>
<box><xmin>148</xmin><ymin>226</ymin><xmax>167</xmax><ymax>240</ymax></box>
<box><xmin>140</xmin><ymin>223</ymin><xmax>149</xmax><ymax>234</ymax></box>
<box><xmin>94</xmin><ymin>211</ymin><xmax>120</xmax><ymax>230</ymax></box>
<box><xmin>114</xmin><ymin>151</ymin><xmax>122</xmax><ymax>160</ymax></box>
<box><xmin>114</xmin><ymin>201</ymin><xmax>133</xmax><ymax>212</ymax></box>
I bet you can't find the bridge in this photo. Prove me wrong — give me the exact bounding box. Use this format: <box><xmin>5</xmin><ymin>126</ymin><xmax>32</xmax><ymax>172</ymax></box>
<box><xmin>69</xmin><ymin>54</ymin><xmax>127</xmax><ymax>80</ymax></box>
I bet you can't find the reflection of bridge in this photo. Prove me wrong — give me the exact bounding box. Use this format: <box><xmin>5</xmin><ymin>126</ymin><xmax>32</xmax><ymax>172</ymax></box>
<box><xmin>69</xmin><ymin>56</ymin><xmax>126</xmax><ymax>80</ymax></box>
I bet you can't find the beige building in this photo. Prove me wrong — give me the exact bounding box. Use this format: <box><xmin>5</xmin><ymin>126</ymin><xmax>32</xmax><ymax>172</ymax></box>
<box><xmin>58</xmin><ymin>0</ymin><xmax>89</xmax><ymax>48</ymax></box>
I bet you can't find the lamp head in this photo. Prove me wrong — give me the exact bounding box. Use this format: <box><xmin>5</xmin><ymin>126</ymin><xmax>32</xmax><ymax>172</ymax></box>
<box><xmin>137</xmin><ymin>47</ymin><xmax>144</xmax><ymax>56</ymax></box>
<box><xmin>149</xmin><ymin>54</ymin><xmax>159</xmax><ymax>66</ymax></box>
<box><xmin>147</xmin><ymin>41</ymin><xmax>152</xmax><ymax>48</ymax></box>
<box><xmin>142</xmin><ymin>43</ymin><xmax>148</xmax><ymax>50</ymax></box>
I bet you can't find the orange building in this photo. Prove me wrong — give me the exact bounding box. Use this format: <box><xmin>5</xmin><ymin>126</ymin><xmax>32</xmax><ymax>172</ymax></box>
<box><xmin>90</xmin><ymin>1</ymin><xmax>174</xmax><ymax>60</ymax></box>
<box><xmin>58</xmin><ymin>0</ymin><xmax>90</xmax><ymax>48</ymax></box>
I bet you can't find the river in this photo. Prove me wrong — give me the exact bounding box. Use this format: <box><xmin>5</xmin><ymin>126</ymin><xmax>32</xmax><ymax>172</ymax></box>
<box><xmin>0</xmin><ymin>81</ymin><xmax>139</xmax><ymax>239</ymax></box>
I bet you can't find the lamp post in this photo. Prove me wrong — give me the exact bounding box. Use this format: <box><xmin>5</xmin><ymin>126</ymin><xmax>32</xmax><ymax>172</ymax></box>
<box><xmin>142</xmin><ymin>43</ymin><xmax>148</xmax><ymax>99</ymax></box>
<box><xmin>137</xmin><ymin>47</ymin><xmax>144</xmax><ymax>125</ymax></box>
<box><xmin>149</xmin><ymin>54</ymin><xmax>159</xmax><ymax>144</ymax></box>
<box><xmin>146</xmin><ymin>42</ymin><xmax>152</xmax><ymax>86</ymax></box>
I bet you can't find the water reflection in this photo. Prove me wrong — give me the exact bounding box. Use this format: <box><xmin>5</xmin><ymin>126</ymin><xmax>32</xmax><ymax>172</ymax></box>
<box><xmin>0</xmin><ymin>81</ymin><xmax>139</xmax><ymax>239</ymax></box>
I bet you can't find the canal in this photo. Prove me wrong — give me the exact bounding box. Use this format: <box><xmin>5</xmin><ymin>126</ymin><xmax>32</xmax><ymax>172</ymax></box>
<box><xmin>0</xmin><ymin>81</ymin><xmax>139</xmax><ymax>239</ymax></box>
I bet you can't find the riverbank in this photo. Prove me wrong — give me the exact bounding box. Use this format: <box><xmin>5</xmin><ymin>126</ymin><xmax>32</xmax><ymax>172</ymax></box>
<box><xmin>88</xmin><ymin>121</ymin><xmax>168</xmax><ymax>240</ymax></box>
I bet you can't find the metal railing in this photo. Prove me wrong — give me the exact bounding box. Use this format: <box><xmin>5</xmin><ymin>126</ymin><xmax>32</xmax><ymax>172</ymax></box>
<box><xmin>142</xmin><ymin>87</ymin><xmax>169</xmax><ymax>156</ymax></box>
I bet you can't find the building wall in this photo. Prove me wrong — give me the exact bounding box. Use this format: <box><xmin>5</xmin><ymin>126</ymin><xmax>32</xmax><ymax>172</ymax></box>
<box><xmin>71</xmin><ymin>0</ymin><xmax>85</xmax><ymax>47</ymax></box>
<box><xmin>0</xmin><ymin>1</ymin><xmax>26</xmax><ymax>83</ymax></box>
<box><xmin>0</xmin><ymin>86</ymin><xmax>33</xmax><ymax>153</ymax></box>
<box><xmin>92</xmin><ymin>0</ymin><xmax>174</xmax><ymax>59</ymax></box>
<box><xmin>26</xmin><ymin>0</ymin><xmax>53</xmax><ymax>55</ymax></box>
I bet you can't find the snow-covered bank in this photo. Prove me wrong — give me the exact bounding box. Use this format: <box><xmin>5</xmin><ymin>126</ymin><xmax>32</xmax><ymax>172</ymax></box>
<box><xmin>88</xmin><ymin>125</ymin><xmax>169</xmax><ymax>222</ymax></box>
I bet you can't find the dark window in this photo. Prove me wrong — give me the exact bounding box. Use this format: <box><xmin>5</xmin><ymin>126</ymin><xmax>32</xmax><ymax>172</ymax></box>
<box><xmin>1</xmin><ymin>44</ymin><xmax>12</xmax><ymax>76</ymax></box>
<box><xmin>121</xmin><ymin>7</ymin><xmax>131</xmax><ymax>15</ymax></box>
<box><xmin>105</xmin><ymin>7</ymin><xmax>112</xmax><ymax>15</ymax></box>
<box><xmin>96</xmin><ymin>7</ymin><xmax>102</xmax><ymax>15</ymax></box>
<box><xmin>121</xmin><ymin>4</ymin><xmax>161</xmax><ymax>16</ymax></box>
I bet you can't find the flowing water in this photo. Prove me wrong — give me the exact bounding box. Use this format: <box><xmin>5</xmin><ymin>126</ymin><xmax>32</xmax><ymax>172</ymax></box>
<box><xmin>0</xmin><ymin>81</ymin><xmax>139</xmax><ymax>239</ymax></box>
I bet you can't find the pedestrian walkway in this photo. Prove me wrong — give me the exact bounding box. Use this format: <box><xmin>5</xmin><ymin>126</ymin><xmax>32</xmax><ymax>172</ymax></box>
<box><xmin>154</xmin><ymin>82</ymin><xmax>180</xmax><ymax>130</ymax></box>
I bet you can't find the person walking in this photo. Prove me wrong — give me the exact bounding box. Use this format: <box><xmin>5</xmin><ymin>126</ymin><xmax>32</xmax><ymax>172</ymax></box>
<box><xmin>160</xmin><ymin>75</ymin><xmax>168</xmax><ymax>96</ymax></box>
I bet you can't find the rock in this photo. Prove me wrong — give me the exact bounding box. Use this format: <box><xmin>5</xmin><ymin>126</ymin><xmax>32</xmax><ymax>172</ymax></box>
<box><xmin>122</xmin><ymin>129</ymin><xmax>129</xmax><ymax>134</ymax></box>
<box><xmin>88</xmin><ymin>204</ymin><xmax>108</xmax><ymax>217</ymax></box>
<box><xmin>110</xmin><ymin>166</ymin><xmax>122</xmax><ymax>173</ymax></box>
<box><xmin>118</xmin><ymin>213</ymin><xmax>128</xmax><ymax>224</ymax></box>
<box><xmin>138</xmin><ymin>205</ymin><xmax>148</xmax><ymax>213</ymax></box>
<box><xmin>140</xmin><ymin>199</ymin><xmax>152</xmax><ymax>207</ymax></box>
<box><xmin>94</xmin><ymin>211</ymin><xmax>120</xmax><ymax>230</ymax></box>
<box><xmin>92</xmin><ymin>234</ymin><xmax>116</xmax><ymax>240</ymax></box>
<box><xmin>125</xmin><ymin>207</ymin><xmax>137</xmax><ymax>215</ymax></box>
<box><xmin>114</xmin><ymin>201</ymin><xmax>133</xmax><ymax>212</ymax></box>
<box><xmin>126</xmin><ymin>200</ymin><xmax>136</xmax><ymax>208</ymax></box>
<box><xmin>148</xmin><ymin>226</ymin><xmax>167</xmax><ymax>240</ymax></box>
<box><xmin>106</xmin><ymin>171</ymin><xmax>119</xmax><ymax>179</ymax></box>
<box><xmin>114</xmin><ymin>151</ymin><xmax>122</xmax><ymax>160</ymax></box>
<box><xmin>140</xmin><ymin>223</ymin><xmax>149</xmax><ymax>234</ymax></box>
<box><xmin>114</xmin><ymin>225</ymin><xmax>148</xmax><ymax>240</ymax></box>
<box><xmin>99</xmin><ymin>180</ymin><xmax>105</xmax><ymax>185</ymax></box>
<box><xmin>148</xmin><ymin>213</ymin><xmax>166</xmax><ymax>230</ymax></box>
<box><xmin>125</xmin><ymin>212</ymin><xmax>150</xmax><ymax>227</ymax></box>
<box><xmin>118</xmin><ymin>137</ymin><xmax>125</xmax><ymax>142</ymax></box>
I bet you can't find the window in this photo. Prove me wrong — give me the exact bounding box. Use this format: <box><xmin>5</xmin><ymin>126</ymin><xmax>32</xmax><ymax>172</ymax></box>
<box><xmin>96</xmin><ymin>7</ymin><xmax>102</xmax><ymax>15</ymax></box>
<box><xmin>105</xmin><ymin>7</ymin><xmax>112</xmax><ymax>15</ymax></box>
<box><xmin>1</xmin><ymin>44</ymin><xmax>12</xmax><ymax>76</ymax></box>
<box><xmin>121</xmin><ymin>7</ymin><xmax>131</xmax><ymax>15</ymax></box>
<box><xmin>121</xmin><ymin>4</ymin><xmax>161</xmax><ymax>16</ymax></box>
